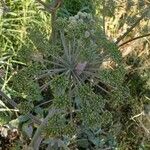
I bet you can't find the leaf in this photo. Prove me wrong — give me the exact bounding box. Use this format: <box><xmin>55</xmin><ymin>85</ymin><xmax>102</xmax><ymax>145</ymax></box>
<box><xmin>89</xmin><ymin>137</ymin><xmax>100</xmax><ymax>146</ymax></box>
<box><xmin>9</xmin><ymin>115</ymin><xmax>29</xmax><ymax>128</ymax></box>
<box><xmin>79</xmin><ymin>6</ymin><xmax>91</xmax><ymax>12</ymax></box>
<box><xmin>0</xmin><ymin>56</ymin><xmax>10</xmax><ymax>64</ymax></box>
<box><xmin>76</xmin><ymin>139</ymin><xmax>89</xmax><ymax>148</ymax></box>
<box><xmin>22</xmin><ymin>122</ymin><xmax>33</xmax><ymax>138</ymax></box>
<box><xmin>43</xmin><ymin>138</ymin><xmax>52</xmax><ymax>144</ymax></box>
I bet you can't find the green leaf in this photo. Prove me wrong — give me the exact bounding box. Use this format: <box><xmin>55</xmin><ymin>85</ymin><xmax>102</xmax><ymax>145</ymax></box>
<box><xmin>22</xmin><ymin>122</ymin><xmax>33</xmax><ymax>138</ymax></box>
<box><xmin>77</xmin><ymin>139</ymin><xmax>89</xmax><ymax>148</ymax></box>
<box><xmin>9</xmin><ymin>115</ymin><xmax>29</xmax><ymax>128</ymax></box>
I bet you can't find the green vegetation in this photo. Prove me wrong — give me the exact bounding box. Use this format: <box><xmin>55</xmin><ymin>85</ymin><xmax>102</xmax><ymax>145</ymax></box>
<box><xmin>0</xmin><ymin>0</ymin><xmax>150</xmax><ymax>149</ymax></box>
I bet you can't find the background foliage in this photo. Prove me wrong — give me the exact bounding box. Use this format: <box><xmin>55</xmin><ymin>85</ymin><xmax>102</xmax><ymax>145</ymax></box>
<box><xmin>0</xmin><ymin>0</ymin><xmax>150</xmax><ymax>150</ymax></box>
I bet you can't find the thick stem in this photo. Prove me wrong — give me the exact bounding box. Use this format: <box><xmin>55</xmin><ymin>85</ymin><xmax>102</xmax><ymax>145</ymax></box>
<box><xmin>50</xmin><ymin>0</ymin><xmax>62</xmax><ymax>43</ymax></box>
<box><xmin>35</xmin><ymin>0</ymin><xmax>62</xmax><ymax>43</ymax></box>
<box><xmin>29</xmin><ymin>109</ymin><xmax>63</xmax><ymax>149</ymax></box>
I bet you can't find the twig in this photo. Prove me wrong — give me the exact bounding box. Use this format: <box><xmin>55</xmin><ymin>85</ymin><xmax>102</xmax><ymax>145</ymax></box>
<box><xmin>0</xmin><ymin>90</ymin><xmax>41</xmax><ymax>125</ymax></box>
<box><xmin>130</xmin><ymin>111</ymin><xmax>144</xmax><ymax>120</ymax></box>
<box><xmin>53</xmin><ymin>0</ymin><xmax>62</xmax><ymax>10</ymax></box>
<box><xmin>0</xmin><ymin>90</ymin><xmax>17</xmax><ymax>108</ymax></box>
<box><xmin>36</xmin><ymin>99</ymin><xmax>52</xmax><ymax>107</ymax></box>
<box><xmin>119</xmin><ymin>33</ymin><xmax>150</xmax><ymax>47</ymax></box>
<box><xmin>115</xmin><ymin>7</ymin><xmax>150</xmax><ymax>44</ymax></box>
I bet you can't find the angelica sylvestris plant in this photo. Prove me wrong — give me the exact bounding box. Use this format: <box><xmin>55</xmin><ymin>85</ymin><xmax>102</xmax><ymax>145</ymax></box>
<box><xmin>28</xmin><ymin>12</ymin><xmax>125</xmax><ymax>133</ymax></box>
<box><xmin>12</xmin><ymin>12</ymin><xmax>126</xmax><ymax>148</ymax></box>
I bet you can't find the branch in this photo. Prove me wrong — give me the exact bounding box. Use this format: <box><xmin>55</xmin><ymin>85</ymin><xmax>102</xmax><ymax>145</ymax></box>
<box><xmin>119</xmin><ymin>33</ymin><xmax>150</xmax><ymax>47</ymax></box>
<box><xmin>115</xmin><ymin>7</ymin><xmax>150</xmax><ymax>44</ymax></box>
<box><xmin>0</xmin><ymin>90</ymin><xmax>41</xmax><ymax>125</ymax></box>
<box><xmin>52</xmin><ymin>0</ymin><xmax>62</xmax><ymax>12</ymax></box>
<box><xmin>35</xmin><ymin>0</ymin><xmax>62</xmax><ymax>13</ymax></box>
